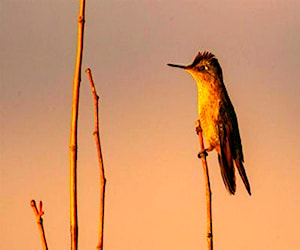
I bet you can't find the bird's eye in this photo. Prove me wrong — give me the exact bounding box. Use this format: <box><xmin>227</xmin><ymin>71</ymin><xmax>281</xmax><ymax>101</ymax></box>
<box><xmin>198</xmin><ymin>65</ymin><xmax>208</xmax><ymax>71</ymax></box>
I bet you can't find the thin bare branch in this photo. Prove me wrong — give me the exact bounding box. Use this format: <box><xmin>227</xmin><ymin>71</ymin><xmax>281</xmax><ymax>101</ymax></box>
<box><xmin>69</xmin><ymin>1</ymin><xmax>86</xmax><ymax>249</ymax></box>
<box><xmin>195</xmin><ymin>120</ymin><xmax>213</xmax><ymax>250</ymax></box>
<box><xmin>85</xmin><ymin>68</ymin><xmax>106</xmax><ymax>250</ymax></box>
<box><xmin>30</xmin><ymin>200</ymin><xmax>48</xmax><ymax>250</ymax></box>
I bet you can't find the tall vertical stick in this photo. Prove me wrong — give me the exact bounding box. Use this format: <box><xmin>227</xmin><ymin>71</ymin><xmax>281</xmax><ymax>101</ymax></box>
<box><xmin>85</xmin><ymin>68</ymin><xmax>107</xmax><ymax>250</ymax></box>
<box><xmin>195</xmin><ymin>120</ymin><xmax>213</xmax><ymax>250</ymax></box>
<box><xmin>69</xmin><ymin>1</ymin><xmax>86</xmax><ymax>249</ymax></box>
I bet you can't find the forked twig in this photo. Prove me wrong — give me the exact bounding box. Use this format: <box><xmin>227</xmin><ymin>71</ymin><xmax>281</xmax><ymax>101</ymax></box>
<box><xmin>30</xmin><ymin>200</ymin><xmax>48</xmax><ymax>250</ymax></box>
<box><xmin>195</xmin><ymin>120</ymin><xmax>213</xmax><ymax>250</ymax></box>
<box><xmin>85</xmin><ymin>68</ymin><xmax>106</xmax><ymax>250</ymax></box>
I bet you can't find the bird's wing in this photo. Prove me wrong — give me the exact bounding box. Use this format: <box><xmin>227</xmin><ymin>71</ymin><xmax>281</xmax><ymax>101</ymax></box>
<box><xmin>217</xmin><ymin>116</ymin><xmax>236</xmax><ymax>195</ymax></box>
<box><xmin>218</xmin><ymin>99</ymin><xmax>251</xmax><ymax>195</ymax></box>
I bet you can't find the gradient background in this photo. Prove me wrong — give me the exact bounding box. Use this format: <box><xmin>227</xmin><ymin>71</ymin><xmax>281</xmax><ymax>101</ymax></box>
<box><xmin>1</xmin><ymin>1</ymin><xmax>300</xmax><ymax>249</ymax></box>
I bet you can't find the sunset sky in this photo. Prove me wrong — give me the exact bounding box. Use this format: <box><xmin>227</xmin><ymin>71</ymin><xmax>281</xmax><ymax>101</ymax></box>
<box><xmin>1</xmin><ymin>1</ymin><xmax>300</xmax><ymax>249</ymax></box>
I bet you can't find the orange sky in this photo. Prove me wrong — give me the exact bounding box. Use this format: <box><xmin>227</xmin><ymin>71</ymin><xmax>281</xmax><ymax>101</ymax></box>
<box><xmin>1</xmin><ymin>1</ymin><xmax>300</xmax><ymax>249</ymax></box>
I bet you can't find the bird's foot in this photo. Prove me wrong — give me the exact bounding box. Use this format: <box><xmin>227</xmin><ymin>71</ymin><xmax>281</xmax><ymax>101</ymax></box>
<box><xmin>197</xmin><ymin>146</ymin><xmax>213</xmax><ymax>159</ymax></box>
<box><xmin>195</xmin><ymin>119</ymin><xmax>202</xmax><ymax>134</ymax></box>
<box><xmin>198</xmin><ymin>149</ymin><xmax>208</xmax><ymax>158</ymax></box>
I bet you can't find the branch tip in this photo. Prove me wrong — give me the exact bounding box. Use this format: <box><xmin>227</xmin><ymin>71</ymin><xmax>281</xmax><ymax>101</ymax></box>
<box><xmin>30</xmin><ymin>200</ymin><xmax>36</xmax><ymax>207</ymax></box>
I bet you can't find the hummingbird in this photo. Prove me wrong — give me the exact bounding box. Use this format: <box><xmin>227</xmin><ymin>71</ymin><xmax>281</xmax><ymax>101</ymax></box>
<box><xmin>167</xmin><ymin>51</ymin><xmax>251</xmax><ymax>195</ymax></box>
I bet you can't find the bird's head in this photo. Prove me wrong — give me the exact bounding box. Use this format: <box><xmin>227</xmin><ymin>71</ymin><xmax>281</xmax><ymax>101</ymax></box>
<box><xmin>167</xmin><ymin>51</ymin><xmax>223</xmax><ymax>85</ymax></box>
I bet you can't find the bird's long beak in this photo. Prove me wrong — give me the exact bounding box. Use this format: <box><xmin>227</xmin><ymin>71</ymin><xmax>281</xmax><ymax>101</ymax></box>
<box><xmin>167</xmin><ymin>63</ymin><xmax>194</xmax><ymax>75</ymax></box>
<box><xmin>167</xmin><ymin>63</ymin><xmax>187</xmax><ymax>69</ymax></box>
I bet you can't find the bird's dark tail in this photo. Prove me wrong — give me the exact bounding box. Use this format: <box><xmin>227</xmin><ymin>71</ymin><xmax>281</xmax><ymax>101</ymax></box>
<box><xmin>218</xmin><ymin>153</ymin><xmax>236</xmax><ymax>195</ymax></box>
<box><xmin>235</xmin><ymin>159</ymin><xmax>251</xmax><ymax>195</ymax></box>
<box><xmin>217</xmin><ymin>121</ymin><xmax>251</xmax><ymax>195</ymax></box>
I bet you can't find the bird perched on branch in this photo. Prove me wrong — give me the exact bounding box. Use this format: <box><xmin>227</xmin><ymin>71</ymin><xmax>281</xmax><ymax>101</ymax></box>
<box><xmin>167</xmin><ymin>51</ymin><xmax>251</xmax><ymax>195</ymax></box>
